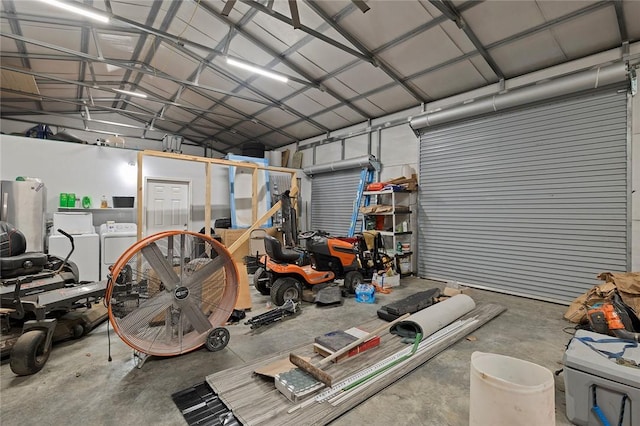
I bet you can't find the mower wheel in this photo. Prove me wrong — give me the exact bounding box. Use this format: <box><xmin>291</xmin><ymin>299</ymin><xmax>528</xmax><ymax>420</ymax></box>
<box><xmin>344</xmin><ymin>271</ymin><xmax>364</xmax><ymax>294</ymax></box>
<box><xmin>271</xmin><ymin>277</ymin><xmax>302</xmax><ymax>306</ymax></box>
<box><xmin>253</xmin><ymin>267</ymin><xmax>271</xmax><ymax>296</ymax></box>
<box><xmin>10</xmin><ymin>330</ymin><xmax>52</xmax><ymax>376</ymax></box>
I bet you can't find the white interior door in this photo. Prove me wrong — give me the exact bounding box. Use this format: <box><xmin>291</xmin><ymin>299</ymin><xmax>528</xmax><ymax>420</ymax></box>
<box><xmin>145</xmin><ymin>179</ymin><xmax>190</xmax><ymax>236</ymax></box>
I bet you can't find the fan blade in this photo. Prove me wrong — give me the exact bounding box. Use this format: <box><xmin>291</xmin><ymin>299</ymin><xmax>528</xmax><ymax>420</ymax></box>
<box><xmin>175</xmin><ymin>297</ymin><xmax>213</xmax><ymax>334</ymax></box>
<box><xmin>352</xmin><ymin>0</ymin><xmax>370</xmax><ymax>13</ymax></box>
<box><xmin>221</xmin><ymin>0</ymin><xmax>236</xmax><ymax>16</ymax></box>
<box><xmin>289</xmin><ymin>0</ymin><xmax>301</xmax><ymax>29</ymax></box>
<box><xmin>184</xmin><ymin>256</ymin><xmax>226</xmax><ymax>290</ymax></box>
<box><xmin>117</xmin><ymin>291</ymin><xmax>173</xmax><ymax>335</ymax></box>
<box><xmin>141</xmin><ymin>242</ymin><xmax>180</xmax><ymax>291</ymax></box>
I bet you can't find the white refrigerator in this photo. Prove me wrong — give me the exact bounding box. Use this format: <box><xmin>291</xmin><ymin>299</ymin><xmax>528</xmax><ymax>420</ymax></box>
<box><xmin>0</xmin><ymin>180</ymin><xmax>46</xmax><ymax>252</ymax></box>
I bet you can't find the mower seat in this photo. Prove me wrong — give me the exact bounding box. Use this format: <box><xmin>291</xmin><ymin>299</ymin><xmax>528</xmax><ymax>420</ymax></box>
<box><xmin>264</xmin><ymin>235</ymin><xmax>299</xmax><ymax>263</ymax></box>
<box><xmin>0</xmin><ymin>221</ymin><xmax>47</xmax><ymax>279</ymax></box>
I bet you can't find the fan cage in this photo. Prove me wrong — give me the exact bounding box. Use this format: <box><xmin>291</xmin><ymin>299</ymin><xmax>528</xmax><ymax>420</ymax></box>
<box><xmin>105</xmin><ymin>231</ymin><xmax>239</xmax><ymax>356</ymax></box>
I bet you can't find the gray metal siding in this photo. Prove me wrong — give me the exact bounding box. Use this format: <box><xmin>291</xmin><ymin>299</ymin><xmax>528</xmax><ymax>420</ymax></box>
<box><xmin>418</xmin><ymin>89</ymin><xmax>628</xmax><ymax>303</ymax></box>
<box><xmin>311</xmin><ymin>169</ymin><xmax>361</xmax><ymax>236</ymax></box>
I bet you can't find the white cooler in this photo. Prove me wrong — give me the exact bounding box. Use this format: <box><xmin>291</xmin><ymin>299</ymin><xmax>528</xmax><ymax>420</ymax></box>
<box><xmin>564</xmin><ymin>329</ymin><xmax>640</xmax><ymax>426</ymax></box>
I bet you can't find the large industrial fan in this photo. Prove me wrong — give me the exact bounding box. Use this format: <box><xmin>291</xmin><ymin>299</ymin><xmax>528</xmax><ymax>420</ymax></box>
<box><xmin>105</xmin><ymin>231</ymin><xmax>239</xmax><ymax>364</ymax></box>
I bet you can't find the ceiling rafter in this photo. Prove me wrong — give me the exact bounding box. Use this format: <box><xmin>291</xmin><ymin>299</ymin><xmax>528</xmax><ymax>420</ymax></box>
<box><xmin>102</xmin><ymin>9</ymin><xmax>319</xmax><ymax>88</ymax></box>
<box><xmin>223</xmin><ymin>0</ymin><xmax>484</xmax><ymax>141</ymax></box>
<box><xmin>429</xmin><ymin>0</ymin><xmax>504</xmax><ymax>80</ymax></box>
<box><xmin>2</xmin><ymin>0</ymin><xmax>43</xmax><ymax>110</ymax></box>
<box><xmin>2</xmin><ymin>93</ymin><xmax>229</xmax><ymax>132</ymax></box>
<box><xmin>0</xmin><ymin>8</ymin><xmax>325</xmax><ymax>144</ymax></box>
<box><xmin>0</xmin><ymin>0</ymin><xmax>635</xmax><ymax>151</ymax></box>
<box><xmin>77</xmin><ymin>0</ymin><xmax>92</xmax><ymax>112</ymax></box>
<box><xmin>303</xmin><ymin>0</ymin><xmax>425</xmax><ymax>102</ymax></box>
<box><xmin>112</xmin><ymin>0</ymin><xmax>165</xmax><ymax>109</ymax></box>
<box><xmin>182</xmin><ymin>1</ymin><xmax>345</xmax><ymax>136</ymax></box>
<box><xmin>161</xmin><ymin>37</ymin><xmax>307</xmax><ymax>145</ymax></box>
<box><xmin>170</xmin><ymin>7</ymin><xmax>277</xmax><ymax>149</ymax></box>
<box><xmin>198</xmin><ymin>0</ymin><xmax>371</xmax><ymax>120</ymax></box>
<box><xmin>83</xmin><ymin>2</ymin><xmax>329</xmax><ymax>141</ymax></box>
<box><xmin>613</xmin><ymin>0</ymin><xmax>628</xmax><ymax>42</ymax></box>
<box><xmin>0</xmin><ymin>63</ymin><xmax>259</xmax><ymax>124</ymax></box>
<box><xmin>198</xmin><ymin>0</ymin><xmax>371</xmax><ymax>142</ymax></box>
<box><xmin>237</xmin><ymin>0</ymin><xmax>375</xmax><ymax>64</ymax></box>
<box><xmin>0</xmin><ymin>31</ymin><xmax>278</xmax><ymax>107</ymax></box>
<box><xmin>251</xmin><ymin>0</ymin><xmax>616</xmax><ymax>142</ymax></box>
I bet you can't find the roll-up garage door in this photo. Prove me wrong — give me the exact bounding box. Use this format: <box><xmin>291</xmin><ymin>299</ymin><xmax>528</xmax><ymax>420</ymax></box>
<box><xmin>311</xmin><ymin>169</ymin><xmax>362</xmax><ymax>236</ymax></box>
<box><xmin>418</xmin><ymin>88</ymin><xmax>628</xmax><ymax>303</ymax></box>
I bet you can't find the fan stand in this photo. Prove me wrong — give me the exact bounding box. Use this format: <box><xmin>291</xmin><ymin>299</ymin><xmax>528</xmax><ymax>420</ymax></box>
<box><xmin>132</xmin><ymin>326</ymin><xmax>231</xmax><ymax>369</ymax></box>
<box><xmin>133</xmin><ymin>350</ymin><xmax>152</xmax><ymax>369</ymax></box>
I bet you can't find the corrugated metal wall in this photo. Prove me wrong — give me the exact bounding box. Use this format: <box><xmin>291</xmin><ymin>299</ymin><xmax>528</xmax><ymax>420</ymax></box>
<box><xmin>418</xmin><ymin>88</ymin><xmax>628</xmax><ymax>303</ymax></box>
<box><xmin>311</xmin><ymin>169</ymin><xmax>362</xmax><ymax>236</ymax></box>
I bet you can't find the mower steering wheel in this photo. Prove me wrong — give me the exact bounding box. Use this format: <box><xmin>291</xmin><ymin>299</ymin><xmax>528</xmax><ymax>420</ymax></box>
<box><xmin>298</xmin><ymin>230</ymin><xmax>318</xmax><ymax>240</ymax></box>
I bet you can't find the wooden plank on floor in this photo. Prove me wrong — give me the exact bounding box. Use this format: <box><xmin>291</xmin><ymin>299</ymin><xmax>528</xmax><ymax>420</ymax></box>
<box><xmin>206</xmin><ymin>303</ymin><xmax>505</xmax><ymax>426</ymax></box>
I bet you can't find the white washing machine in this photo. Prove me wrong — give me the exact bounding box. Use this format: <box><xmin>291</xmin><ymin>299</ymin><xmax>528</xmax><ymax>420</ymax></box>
<box><xmin>49</xmin><ymin>212</ymin><xmax>100</xmax><ymax>282</ymax></box>
<box><xmin>99</xmin><ymin>223</ymin><xmax>137</xmax><ymax>280</ymax></box>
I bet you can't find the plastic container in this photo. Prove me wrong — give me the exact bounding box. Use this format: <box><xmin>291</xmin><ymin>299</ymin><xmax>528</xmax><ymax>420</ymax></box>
<box><xmin>112</xmin><ymin>196</ymin><xmax>134</xmax><ymax>208</ymax></box>
<box><xmin>59</xmin><ymin>193</ymin><xmax>68</xmax><ymax>208</ymax></box>
<box><xmin>355</xmin><ymin>283</ymin><xmax>375</xmax><ymax>304</ymax></box>
<box><xmin>469</xmin><ymin>352</ymin><xmax>555</xmax><ymax>426</ymax></box>
<box><xmin>67</xmin><ymin>193</ymin><xmax>76</xmax><ymax>208</ymax></box>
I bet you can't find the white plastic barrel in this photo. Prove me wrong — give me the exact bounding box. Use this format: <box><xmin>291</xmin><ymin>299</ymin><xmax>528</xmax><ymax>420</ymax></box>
<box><xmin>469</xmin><ymin>352</ymin><xmax>555</xmax><ymax>426</ymax></box>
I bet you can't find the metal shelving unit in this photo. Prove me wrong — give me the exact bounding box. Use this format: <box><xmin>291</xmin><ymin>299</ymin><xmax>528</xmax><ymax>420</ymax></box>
<box><xmin>361</xmin><ymin>189</ymin><xmax>413</xmax><ymax>276</ymax></box>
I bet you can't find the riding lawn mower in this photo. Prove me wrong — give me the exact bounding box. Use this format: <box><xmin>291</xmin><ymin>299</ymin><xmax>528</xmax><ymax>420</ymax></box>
<box><xmin>252</xmin><ymin>190</ymin><xmax>392</xmax><ymax>306</ymax></box>
<box><xmin>0</xmin><ymin>221</ymin><xmax>107</xmax><ymax>375</ymax></box>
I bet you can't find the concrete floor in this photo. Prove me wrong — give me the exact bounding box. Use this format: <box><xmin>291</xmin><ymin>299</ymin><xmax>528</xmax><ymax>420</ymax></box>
<box><xmin>1</xmin><ymin>277</ymin><xmax>574</xmax><ymax>425</ymax></box>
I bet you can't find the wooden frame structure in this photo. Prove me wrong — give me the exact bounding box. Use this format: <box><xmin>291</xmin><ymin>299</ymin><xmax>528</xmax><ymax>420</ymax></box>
<box><xmin>136</xmin><ymin>150</ymin><xmax>299</xmax><ymax>255</ymax></box>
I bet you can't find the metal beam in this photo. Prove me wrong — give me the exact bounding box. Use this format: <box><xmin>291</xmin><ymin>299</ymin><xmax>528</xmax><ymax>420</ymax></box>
<box><xmin>613</xmin><ymin>0</ymin><xmax>628</xmax><ymax>42</ymax></box>
<box><xmin>211</xmin><ymin>0</ymin><xmax>483</xmax><ymax>142</ymax></box>
<box><xmin>221</xmin><ymin>0</ymin><xmax>236</xmax><ymax>17</ymax></box>
<box><xmin>430</xmin><ymin>0</ymin><xmax>503</xmax><ymax>79</ymax></box>
<box><xmin>304</xmin><ymin>0</ymin><xmax>424</xmax><ymax>102</ymax></box>
<box><xmin>178</xmin><ymin>1</ymin><xmax>338</xmax><ymax>140</ymax></box>
<box><xmin>351</xmin><ymin>0</ymin><xmax>370</xmax><ymax>14</ymax></box>
<box><xmin>112</xmin><ymin>0</ymin><xmax>164</xmax><ymax>109</ymax></box>
<box><xmin>252</xmin><ymin>1</ymin><xmax>613</xmax><ymax>144</ymax></box>
<box><xmin>77</xmin><ymin>1</ymin><xmax>91</xmax><ymax>112</ymax></box>
<box><xmin>0</xmin><ymin>92</ymin><xmax>232</xmax><ymax>131</ymax></box>
<box><xmin>238</xmin><ymin>0</ymin><xmax>375</xmax><ymax>64</ymax></box>
<box><xmin>197</xmin><ymin>0</ymin><xmax>370</xmax><ymax>135</ymax></box>
<box><xmin>2</xmin><ymin>0</ymin><xmax>44</xmax><ymax>110</ymax></box>
<box><xmin>288</xmin><ymin>0</ymin><xmax>300</xmax><ymax>29</ymax></box>
<box><xmin>164</xmin><ymin>9</ymin><xmax>306</xmax><ymax>144</ymax></box>
<box><xmin>0</xmin><ymin>64</ymin><xmax>263</xmax><ymax>123</ymax></box>
<box><xmin>0</xmin><ymin>32</ymin><xmax>278</xmax><ymax>107</ymax></box>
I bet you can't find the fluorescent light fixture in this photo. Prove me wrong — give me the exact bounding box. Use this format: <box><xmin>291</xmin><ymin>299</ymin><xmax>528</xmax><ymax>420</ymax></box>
<box><xmin>39</xmin><ymin>0</ymin><xmax>110</xmax><ymax>23</ymax></box>
<box><xmin>114</xmin><ymin>89</ymin><xmax>148</xmax><ymax>98</ymax></box>
<box><xmin>226</xmin><ymin>57</ymin><xmax>288</xmax><ymax>83</ymax></box>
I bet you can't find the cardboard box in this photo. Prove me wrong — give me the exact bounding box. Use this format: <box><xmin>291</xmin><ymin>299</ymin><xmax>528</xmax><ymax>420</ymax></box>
<box><xmin>373</xmin><ymin>273</ymin><xmax>400</xmax><ymax>288</ymax></box>
<box><xmin>442</xmin><ymin>284</ymin><xmax>471</xmax><ymax>297</ymax></box>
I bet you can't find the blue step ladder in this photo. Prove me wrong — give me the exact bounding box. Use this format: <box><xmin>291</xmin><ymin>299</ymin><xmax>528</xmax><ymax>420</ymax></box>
<box><xmin>348</xmin><ymin>168</ymin><xmax>376</xmax><ymax>237</ymax></box>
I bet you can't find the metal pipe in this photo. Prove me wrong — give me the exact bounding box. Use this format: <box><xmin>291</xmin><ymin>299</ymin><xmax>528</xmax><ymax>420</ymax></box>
<box><xmin>410</xmin><ymin>62</ymin><xmax>627</xmax><ymax>131</ymax></box>
<box><xmin>302</xmin><ymin>155</ymin><xmax>376</xmax><ymax>176</ymax></box>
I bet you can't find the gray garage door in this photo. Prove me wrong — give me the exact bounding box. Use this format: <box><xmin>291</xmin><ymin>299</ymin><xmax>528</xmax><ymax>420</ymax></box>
<box><xmin>417</xmin><ymin>88</ymin><xmax>628</xmax><ymax>303</ymax></box>
<box><xmin>311</xmin><ymin>169</ymin><xmax>362</xmax><ymax>236</ymax></box>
